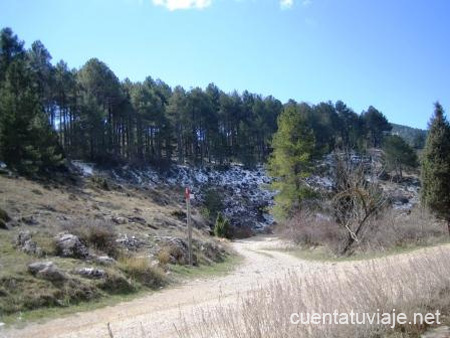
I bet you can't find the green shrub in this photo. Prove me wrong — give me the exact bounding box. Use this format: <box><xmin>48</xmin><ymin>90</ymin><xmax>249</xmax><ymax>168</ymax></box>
<box><xmin>204</xmin><ymin>188</ymin><xmax>223</xmax><ymax>222</ymax></box>
<box><xmin>214</xmin><ymin>213</ymin><xmax>231</xmax><ymax>239</ymax></box>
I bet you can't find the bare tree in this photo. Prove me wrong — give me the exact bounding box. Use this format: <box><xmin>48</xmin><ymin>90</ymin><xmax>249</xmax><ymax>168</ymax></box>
<box><xmin>332</xmin><ymin>152</ymin><xmax>387</xmax><ymax>255</ymax></box>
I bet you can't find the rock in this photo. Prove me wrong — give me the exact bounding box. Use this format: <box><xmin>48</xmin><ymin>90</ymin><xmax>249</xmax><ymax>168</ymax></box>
<box><xmin>111</xmin><ymin>216</ymin><xmax>127</xmax><ymax>225</ymax></box>
<box><xmin>74</xmin><ymin>267</ymin><xmax>106</xmax><ymax>279</ymax></box>
<box><xmin>94</xmin><ymin>255</ymin><xmax>116</xmax><ymax>265</ymax></box>
<box><xmin>38</xmin><ymin>266</ymin><xmax>66</xmax><ymax>281</ymax></box>
<box><xmin>0</xmin><ymin>208</ymin><xmax>10</xmax><ymax>229</ymax></box>
<box><xmin>157</xmin><ymin>236</ymin><xmax>198</xmax><ymax>265</ymax></box>
<box><xmin>20</xmin><ymin>215</ymin><xmax>39</xmax><ymax>226</ymax></box>
<box><xmin>128</xmin><ymin>216</ymin><xmax>146</xmax><ymax>225</ymax></box>
<box><xmin>116</xmin><ymin>234</ymin><xmax>144</xmax><ymax>251</ymax></box>
<box><xmin>28</xmin><ymin>261</ymin><xmax>53</xmax><ymax>274</ymax></box>
<box><xmin>55</xmin><ymin>232</ymin><xmax>89</xmax><ymax>258</ymax></box>
<box><xmin>28</xmin><ymin>261</ymin><xmax>65</xmax><ymax>281</ymax></box>
<box><xmin>15</xmin><ymin>231</ymin><xmax>42</xmax><ymax>256</ymax></box>
<box><xmin>198</xmin><ymin>240</ymin><xmax>227</xmax><ymax>262</ymax></box>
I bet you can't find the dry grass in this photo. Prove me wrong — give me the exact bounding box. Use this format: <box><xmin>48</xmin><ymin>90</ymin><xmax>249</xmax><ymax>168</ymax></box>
<box><xmin>0</xmin><ymin>174</ymin><xmax>231</xmax><ymax>322</ymax></box>
<box><xmin>279</xmin><ymin>208</ymin><xmax>448</xmax><ymax>256</ymax></box>
<box><xmin>361</xmin><ymin>208</ymin><xmax>448</xmax><ymax>252</ymax></box>
<box><xmin>157</xmin><ymin>246</ymin><xmax>172</xmax><ymax>266</ymax></box>
<box><xmin>118</xmin><ymin>255</ymin><xmax>167</xmax><ymax>289</ymax></box>
<box><xmin>62</xmin><ymin>219</ymin><xmax>120</xmax><ymax>258</ymax></box>
<box><xmin>178</xmin><ymin>247</ymin><xmax>450</xmax><ymax>338</ymax></box>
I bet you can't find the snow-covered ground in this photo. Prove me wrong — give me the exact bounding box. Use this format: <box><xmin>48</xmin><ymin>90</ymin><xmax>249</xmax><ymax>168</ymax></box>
<box><xmin>74</xmin><ymin>162</ymin><xmax>276</xmax><ymax>230</ymax></box>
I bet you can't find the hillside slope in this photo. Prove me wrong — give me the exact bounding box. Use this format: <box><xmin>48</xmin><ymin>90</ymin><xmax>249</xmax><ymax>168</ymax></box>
<box><xmin>0</xmin><ymin>171</ymin><xmax>231</xmax><ymax>322</ymax></box>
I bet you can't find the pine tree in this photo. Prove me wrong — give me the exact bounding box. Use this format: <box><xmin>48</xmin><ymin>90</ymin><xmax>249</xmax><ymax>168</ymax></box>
<box><xmin>382</xmin><ymin>135</ymin><xmax>417</xmax><ymax>180</ymax></box>
<box><xmin>421</xmin><ymin>102</ymin><xmax>450</xmax><ymax>233</ymax></box>
<box><xmin>0</xmin><ymin>59</ymin><xmax>63</xmax><ymax>174</ymax></box>
<box><xmin>268</xmin><ymin>103</ymin><xmax>315</xmax><ymax>219</ymax></box>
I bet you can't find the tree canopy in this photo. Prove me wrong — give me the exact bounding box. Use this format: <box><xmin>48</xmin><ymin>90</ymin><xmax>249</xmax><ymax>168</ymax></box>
<box><xmin>421</xmin><ymin>102</ymin><xmax>450</xmax><ymax>231</ymax></box>
<box><xmin>382</xmin><ymin>134</ymin><xmax>418</xmax><ymax>179</ymax></box>
<box><xmin>0</xmin><ymin>27</ymin><xmax>415</xmax><ymax>175</ymax></box>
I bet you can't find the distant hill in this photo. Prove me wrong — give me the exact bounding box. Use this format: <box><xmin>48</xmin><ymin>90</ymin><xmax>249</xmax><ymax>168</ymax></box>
<box><xmin>391</xmin><ymin>123</ymin><xmax>427</xmax><ymax>149</ymax></box>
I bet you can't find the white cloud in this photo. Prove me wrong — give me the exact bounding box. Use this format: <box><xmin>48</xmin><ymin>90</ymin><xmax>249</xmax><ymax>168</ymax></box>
<box><xmin>152</xmin><ymin>0</ymin><xmax>212</xmax><ymax>10</ymax></box>
<box><xmin>280</xmin><ymin>0</ymin><xmax>293</xmax><ymax>9</ymax></box>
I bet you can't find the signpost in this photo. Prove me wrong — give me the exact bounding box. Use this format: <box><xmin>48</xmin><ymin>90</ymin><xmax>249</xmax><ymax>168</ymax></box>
<box><xmin>185</xmin><ymin>187</ymin><xmax>193</xmax><ymax>266</ymax></box>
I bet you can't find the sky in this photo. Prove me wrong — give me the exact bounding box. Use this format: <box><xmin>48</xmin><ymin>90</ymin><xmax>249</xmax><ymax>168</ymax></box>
<box><xmin>1</xmin><ymin>0</ymin><xmax>449</xmax><ymax>129</ymax></box>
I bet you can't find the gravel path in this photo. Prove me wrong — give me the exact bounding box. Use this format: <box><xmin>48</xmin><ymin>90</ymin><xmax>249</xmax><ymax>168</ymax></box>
<box><xmin>3</xmin><ymin>236</ymin><xmax>448</xmax><ymax>338</ymax></box>
<box><xmin>2</xmin><ymin>236</ymin><xmax>323</xmax><ymax>338</ymax></box>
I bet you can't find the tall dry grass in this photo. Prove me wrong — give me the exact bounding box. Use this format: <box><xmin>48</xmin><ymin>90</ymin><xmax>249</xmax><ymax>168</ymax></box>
<box><xmin>177</xmin><ymin>247</ymin><xmax>450</xmax><ymax>337</ymax></box>
<box><xmin>279</xmin><ymin>208</ymin><xmax>448</xmax><ymax>255</ymax></box>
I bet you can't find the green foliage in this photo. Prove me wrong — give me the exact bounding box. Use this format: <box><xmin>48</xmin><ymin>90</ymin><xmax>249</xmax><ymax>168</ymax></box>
<box><xmin>268</xmin><ymin>104</ymin><xmax>315</xmax><ymax>219</ymax></box>
<box><xmin>0</xmin><ymin>58</ymin><xmax>64</xmax><ymax>174</ymax></box>
<box><xmin>391</xmin><ymin>123</ymin><xmax>427</xmax><ymax>149</ymax></box>
<box><xmin>203</xmin><ymin>188</ymin><xmax>223</xmax><ymax>222</ymax></box>
<box><xmin>214</xmin><ymin>212</ymin><xmax>231</xmax><ymax>238</ymax></box>
<box><xmin>0</xmin><ymin>27</ymin><xmax>24</xmax><ymax>82</ymax></box>
<box><xmin>361</xmin><ymin>106</ymin><xmax>392</xmax><ymax>148</ymax></box>
<box><xmin>335</xmin><ymin>100</ymin><xmax>365</xmax><ymax>150</ymax></box>
<box><xmin>0</xmin><ymin>27</ymin><xmax>420</xmax><ymax>176</ymax></box>
<box><xmin>383</xmin><ymin>135</ymin><xmax>418</xmax><ymax>178</ymax></box>
<box><xmin>421</xmin><ymin>102</ymin><xmax>450</xmax><ymax>224</ymax></box>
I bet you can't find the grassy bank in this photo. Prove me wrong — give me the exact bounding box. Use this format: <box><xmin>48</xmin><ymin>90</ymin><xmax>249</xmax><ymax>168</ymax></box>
<box><xmin>0</xmin><ymin>251</ymin><xmax>242</xmax><ymax>327</ymax></box>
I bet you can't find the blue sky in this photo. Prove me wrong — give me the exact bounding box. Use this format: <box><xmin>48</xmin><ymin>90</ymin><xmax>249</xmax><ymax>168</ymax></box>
<box><xmin>1</xmin><ymin>0</ymin><xmax>449</xmax><ymax>129</ymax></box>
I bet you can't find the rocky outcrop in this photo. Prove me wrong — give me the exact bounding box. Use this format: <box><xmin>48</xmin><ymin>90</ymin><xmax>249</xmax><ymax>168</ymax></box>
<box><xmin>15</xmin><ymin>231</ymin><xmax>42</xmax><ymax>256</ymax></box>
<box><xmin>108</xmin><ymin>164</ymin><xmax>275</xmax><ymax>231</ymax></box>
<box><xmin>116</xmin><ymin>234</ymin><xmax>145</xmax><ymax>251</ymax></box>
<box><xmin>94</xmin><ymin>255</ymin><xmax>116</xmax><ymax>265</ymax></box>
<box><xmin>111</xmin><ymin>216</ymin><xmax>127</xmax><ymax>225</ymax></box>
<box><xmin>0</xmin><ymin>207</ymin><xmax>10</xmax><ymax>229</ymax></box>
<box><xmin>157</xmin><ymin>236</ymin><xmax>198</xmax><ymax>265</ymax></box>
<box><xmin>28</xmin><ymin>261</ymin><xmax>65</xmax><ymax>281</ymax></box>
<box><xmin>196</xmin><ymin>239</ymin><xmax>228</xmax><ymax>263</ymax></box>
<box><xmin>55</xmin><ymin>232</ymin><xmax>89</xmax><ymax>259</ymax></box>
<box><xmin>74</xmin><ymin>267</ymin><xmax>106</xmax><ymax>279</ymax></box>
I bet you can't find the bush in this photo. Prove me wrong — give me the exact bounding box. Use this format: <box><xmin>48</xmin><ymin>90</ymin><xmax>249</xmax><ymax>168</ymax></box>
<box><xmin>119</xmin><ymin>255</ymin><xmax>167</xmax><ymax>289</ymax></box>
<box><xmin>279</xmin><ymin>207</ymin><xmax>447</xmax><ymax>256</ymax></box>
<box><xmin>98</xmin><ymin>269</ymin><xmax>134</xmax><ymax>294</ymax></box>
<box><xmin>360</xmin><ymin>207</ymin><xmax>447</xmax><ymax>251</ymax></box>
<box><xmin>204</xmin><ymin>188</ymin><xmax>223</xmax><ymax>222</ymax></box>
<box><xmin>214</xmin><ymin>213</ymin><xmax>231</xmax><ymax>239</ymax></box>
<box><xmin>157</xmin><ymin>247</ymin><xmax>171</xmax><ymax>266</ymax></box>
<box><xmin>229</xmin><ymin>225</ymin><xmax>254</xmax><ymax>239</ymax></box>
<box><xmin>280</xmin><ymin>210</ymin><xmax>344</xmax><ymax>254</ymax></box>
<box><xmin>62</xmin><ymin>219</ymin><xmax>120</xmax><ymax>258</ymax></box>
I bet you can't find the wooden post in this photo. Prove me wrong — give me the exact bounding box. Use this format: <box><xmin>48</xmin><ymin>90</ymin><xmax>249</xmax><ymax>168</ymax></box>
<box><xmin>185</xmin><ymin>187</ymin><xmax>193</xmax><ymax>266</ymax></box>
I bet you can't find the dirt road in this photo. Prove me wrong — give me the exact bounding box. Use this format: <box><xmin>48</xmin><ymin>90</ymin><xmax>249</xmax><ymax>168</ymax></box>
<box><xmin>2</xmin><ymin>237</ymin><xmax>447</xmax><ymax>338</ymax></box>
<box><xmin>2</xmin><ymin>236</ymin><xmax>326</xmax><ymax>338</ymax></box>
